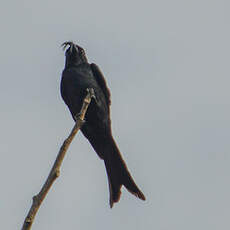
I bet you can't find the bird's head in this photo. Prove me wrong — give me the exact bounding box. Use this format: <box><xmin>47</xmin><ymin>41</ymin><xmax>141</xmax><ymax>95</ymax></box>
<box><xmin>62</xmin><ymin>41</ymin><xmax>88</xmax><ymax>67</ymax></box>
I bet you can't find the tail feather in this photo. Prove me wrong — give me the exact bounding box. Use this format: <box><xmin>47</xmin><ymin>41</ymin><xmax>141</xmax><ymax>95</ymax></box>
<box><xmin>82</xmin><ymin>128</ymin><xmax>145</xmax><ymax>207</ymax></box>
<box><xmin>103</xmin><ymin>137</ymin><xmax>145</xmax><ymax>208</ymax></box>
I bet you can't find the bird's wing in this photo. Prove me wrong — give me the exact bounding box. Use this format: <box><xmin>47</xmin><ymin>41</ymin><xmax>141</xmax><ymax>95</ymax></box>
<box><xmin>90</xmin><ymin>63</ymin><xmax>111</xmax><ymax>106</ymax></box>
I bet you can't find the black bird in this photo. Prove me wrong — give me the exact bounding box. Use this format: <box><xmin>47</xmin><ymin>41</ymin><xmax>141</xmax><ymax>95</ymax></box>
<box><xmin>60</xmin><ymin>41</ymin><xmax>145</xmax><ymax>207</ymax></box>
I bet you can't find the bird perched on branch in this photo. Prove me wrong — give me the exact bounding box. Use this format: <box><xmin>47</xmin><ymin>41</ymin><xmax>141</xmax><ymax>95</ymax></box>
<box><xmin>60</xmin><ymin>41</ymin><xmax>145</xmax><ymax>207</ymax></box>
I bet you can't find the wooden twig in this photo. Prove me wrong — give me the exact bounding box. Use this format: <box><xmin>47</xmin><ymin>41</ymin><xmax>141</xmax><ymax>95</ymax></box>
<box><xmin>21</xmin><ymin>89</ymin><xmax>94</xmax><ymax>230</ymax></box>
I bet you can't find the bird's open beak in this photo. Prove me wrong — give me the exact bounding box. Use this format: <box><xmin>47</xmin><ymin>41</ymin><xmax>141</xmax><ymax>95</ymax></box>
<box><xmin>61</xmin><ymin>41</ymin><xmax>78</xmax><ymax>53</ymax></box>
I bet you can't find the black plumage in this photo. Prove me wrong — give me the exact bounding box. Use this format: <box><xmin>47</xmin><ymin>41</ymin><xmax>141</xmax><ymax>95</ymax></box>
<box><xmin>60</xmin><ymin>41</ymin><xmax>145</xmax><ymax>207</ymax></box>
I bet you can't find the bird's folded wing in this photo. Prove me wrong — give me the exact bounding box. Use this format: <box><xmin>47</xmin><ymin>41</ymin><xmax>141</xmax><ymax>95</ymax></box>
<box><xmin>90</xmin><ymin>63</ymin><xmax>111</xmax><ymax>106</ymax></box>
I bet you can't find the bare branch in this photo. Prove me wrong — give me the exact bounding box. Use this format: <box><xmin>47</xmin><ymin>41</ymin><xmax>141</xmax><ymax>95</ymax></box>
<box><xmin>21</xmin><ymin>89</ymin><xmax>94</xmax><ymax>230</ymax></box>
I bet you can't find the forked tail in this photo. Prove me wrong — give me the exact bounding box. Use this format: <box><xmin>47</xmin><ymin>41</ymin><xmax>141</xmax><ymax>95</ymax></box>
<box><xmin>103</xmin><ymin>136</ymin><xmax>145</xmax><ymax>207</ymax></box>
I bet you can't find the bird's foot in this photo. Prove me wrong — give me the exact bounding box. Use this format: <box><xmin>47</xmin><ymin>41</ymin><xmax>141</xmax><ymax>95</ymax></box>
<box><xmin>86</xmin><ymin>88</ymin><xmax>96</xmax><ymax>101</ymax></box>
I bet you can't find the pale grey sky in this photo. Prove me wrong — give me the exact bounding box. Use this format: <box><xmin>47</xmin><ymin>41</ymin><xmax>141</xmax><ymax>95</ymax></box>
<box><xmin>1</xmin><ymin>0</ymin><xmax>230</xmax><ymax>229</ymax></box>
